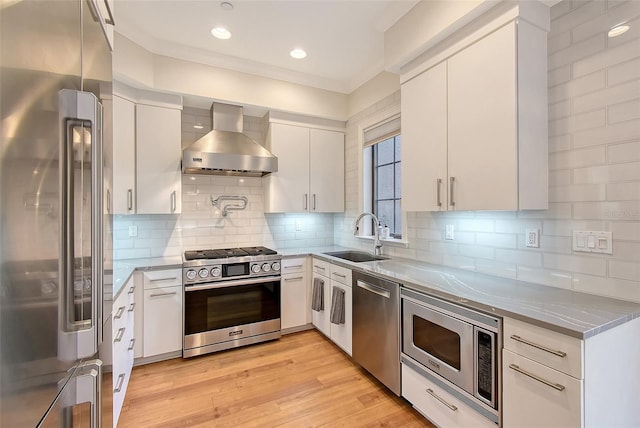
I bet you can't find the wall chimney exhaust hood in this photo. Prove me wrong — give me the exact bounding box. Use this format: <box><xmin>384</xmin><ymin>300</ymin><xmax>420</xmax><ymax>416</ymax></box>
<box><xmin>182</xmin><ymin>103</ymin><xmax>278</xmax><ymax>176</ymax></box>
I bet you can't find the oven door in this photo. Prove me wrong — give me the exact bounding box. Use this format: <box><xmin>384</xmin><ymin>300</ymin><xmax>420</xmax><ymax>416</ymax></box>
<box><xmin>402</xmin><ymin>298</ymin><xmax>474</xmax><ymax>394</ymax></box>
<box><xmin>183</xmin><ymin>276</ymin><xmax>281</xmax><ymax>353</ymax></box>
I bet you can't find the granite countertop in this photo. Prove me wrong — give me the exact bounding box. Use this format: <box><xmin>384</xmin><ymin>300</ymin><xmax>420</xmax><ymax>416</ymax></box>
<box><xmin>108</xmin><ymin>246</ymin><xmax>640</xmax><ymax>339</ymax></box>
<box><xmin>286</xmin><ymin>246</ymin><xmax>640</xmax><ymax>339</ymax></box>
<box><xmin>107</xmin><ymin>256</ymin><xmax>183</xmax><ymax>299</ymax></box>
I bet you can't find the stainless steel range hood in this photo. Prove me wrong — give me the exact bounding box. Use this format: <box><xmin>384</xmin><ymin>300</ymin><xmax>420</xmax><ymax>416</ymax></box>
<box><xmin>182</xmin><ymin>103</ymin><xmax>278</xmax><ymax>176</ymax></box>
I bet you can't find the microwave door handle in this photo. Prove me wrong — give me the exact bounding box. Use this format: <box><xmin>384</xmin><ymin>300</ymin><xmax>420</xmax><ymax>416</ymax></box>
<box><xmin>58</xmin><ymin>89</ymin><xmax>103</xmax><ymax>360</ymax></box>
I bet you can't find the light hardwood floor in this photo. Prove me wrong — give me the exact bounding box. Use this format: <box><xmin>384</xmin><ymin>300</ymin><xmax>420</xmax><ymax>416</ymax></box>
<box><xmin>115</xmin><ymin>329</ymin><xmax>435</xmax><ymax>427</ymax></box>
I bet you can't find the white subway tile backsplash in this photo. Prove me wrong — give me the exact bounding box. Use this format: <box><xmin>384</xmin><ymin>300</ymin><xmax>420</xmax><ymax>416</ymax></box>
<box><xmin>549</xmin><ymin>146</ymin><xmax>606</xmax><ymax>169</ymax></box>
<box><xmin>573</xmin><ymin>80</ymin><xmax>640</xmax><ymax>114</ymax></box>
<box><xmin>495</xmin><ymin>249</ymin><xmax>543</xmax><ymax>267</ymax></box>
<box><xmin>543</xmin><ymin>253</ymin><xmax>607</xmax><ymax>276</ymax></box>
<box><xmin>517</xmin><ymin>266</ymin><xmax>572</xmax><ymax>289</ymax></box>
<box><xmin>607</xmin><ymin>140</ymin><xmax>640</xmax><ymax>163</ymax></box>
<box><xmin>607</xmin><ymin>182</ymin><xmax>640</xmax><ymax>201</ymax></box>
<box><xmin>548</xmin><ymin>65</ymin><xmax>572</xmax><ymax>87</ymax></box>
<box><xmin>542</xmin><ymin>219</ymin><xmax>606</xmax><ymax>237</ymax></box>
<box><xmin>549</xmin><ymin>109</ymin><xmax>606</xmax><ymax>136</ymax></box>
<box><xmin>548</xmin><ymin>70</ymin><xmax>606</xmax><ymax>104</ymax></box>
<box><xmin>574</xmin><ymin>162</ymin><xmax>640</xmax><ymax>184</ymax></box>
<box><xmin>494</xmin><ymin>219</ymin><xmax>542</xmax><ymax>234</ymax></box>
<box><xmin>458</xmin><ymin>245</ymin><xmax>495</xmax><ymax>260</ymax></box>
<box><xmin>475</xmin><ymin>260</ymin><xmax>517</xmax><ymax>279</ymax></box>
<box><xmin>549</xmin><ymin>0</ymin><xmax>606</xmax><ymax>39</ymax></box>
<box><xmin>572</xmin><ymin>0</ymin><xmax>640</xmax><ymax>43</ymax></box>
<box><xmin>609</xmin><ymin>221</ymin><xmax>640</xmax><ymax>241</ymax></box>
<box><xmin>573</xmin><ymin>201</ymin><xmax>640</xmax><ymax>220</ymax></box>
<box><xmin>548</xmin><ymin>100</ymin><xmax>572</xmax><ymax>120</ymax></box>
<box><xmin>609</xmin><ymin>260</ymin><xmax>640</xmax><ymax>281</ymax></box>
<box><xmin>608</xmin><ymin>99</ymin><xmax>640</xmax><ymax>124</ymax></box>
<box><xmin>549</xmin><ymin>135</ymin><xmax>572</xmax><ymax>153</ymax></box>
<box><xmin>549</xmin><ymin>170</ymin><xmax>572</xmax><ymax>186</ymax></box>
<box><xmin>613</xmin><ymin>241</ymin><xmax>640</xmax><ymax>261</ymax></box>
<box><xmin>549</xmin><ymin>183</ymin><xmax>606</xmax><ymax>202</ymax></box>
<box><xmin>573</xmin><ymin>119</ymin><xmax>640</xmax><ymax>148</ymax></box>
<box><xmin>548</xmin><ymin>31</ymin><xmax>572</xmax><ymax>54</ymax></box>
<box><xmin>475</xmin><ymin>233</ymin><xmax>517</xmax><ymax>248</ymax></box>
<box><xmin>549</xmin><ymin>33</ymin><xmax>605</xmax><ymax>71</ymax></box>
<box><xmin>573</xmin><ymin>37</ymin><xmax>640</xmax><ymax>77</ymax></box>
<box><xmin>608</xmin><ymin>58</ymin><xmax>640</xmax><ymax>86</ymax></box>
<box><xmin>572</xmin><ymin>273</ymin><xmax>640</xmax><ymax>302</ymax></box>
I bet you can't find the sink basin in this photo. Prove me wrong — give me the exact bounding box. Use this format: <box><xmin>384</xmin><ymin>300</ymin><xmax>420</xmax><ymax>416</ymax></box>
<box><xmin>322</xmin><ymin>251</ymin><xmax>388</xmax><ymax>263</ymax></box>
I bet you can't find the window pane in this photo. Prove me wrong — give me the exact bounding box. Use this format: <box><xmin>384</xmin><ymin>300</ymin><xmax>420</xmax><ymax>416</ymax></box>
<box><xmin>376</xmin><ymin>200</ymin><xmax>394</xmax><ymax>230</ymax></box>
<box><xmin>376</xmin><ymin>164</ymin><xmax>394</xmax><ymax>200</ymax></box>
<box><xmin>395</xmin><ymin>162</ymin><xmax>401</xmax><ymax>198</ymax></box>
<box><xmin>394</xmin><ymin>200</ymin><xmax>402</xmax><ymax>236</ymax></box>
<box><xmin>394</xmin><ymin>135</ymin><xmax>401</xmax><ymax>162</ymax></box>
<box><xmin>376</xmin><ymin>138</ymin><xmax>395</xmax><ymax>165</ymax></box>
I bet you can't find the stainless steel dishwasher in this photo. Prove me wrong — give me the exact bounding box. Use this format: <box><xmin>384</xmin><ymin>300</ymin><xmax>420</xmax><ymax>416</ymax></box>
<box><xmin>352</xmin><ymin>271</ymin><xmax>401</xmax><ymax>395</ymax></box>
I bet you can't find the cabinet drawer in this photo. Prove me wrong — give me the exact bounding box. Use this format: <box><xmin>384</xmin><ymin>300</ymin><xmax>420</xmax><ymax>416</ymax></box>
<box><xmin>330</xmin><ymin>265</ymin><xmax>351</xmax><ymax>286</ymax></box>
<box><xmin>503</xmin><ymin>349</ymin><xmax>582</xmax><ymax>428</ymax></box>
<box><xmin>312</xmin><ymin>258</ymin><xmax>330</xmax><ymax>277</ymax></box>
<box><xmin>281</xmin><ymin>257</ymin><xmax>306</xmax><ymax>274</ymax></box>
<box><xmin>504</xmin><ymin>317</ymin><xmax>583</xmax><ymax>378</ymax></box>
<box><xmin>143</xmin><ymin>268</ymin><xmax>182</xmax><ymax>289</ymax></box>
<box><xmin>402</xmin><ymin>364</ymin><xmax>496</xmax><ymax>428</ymax></box>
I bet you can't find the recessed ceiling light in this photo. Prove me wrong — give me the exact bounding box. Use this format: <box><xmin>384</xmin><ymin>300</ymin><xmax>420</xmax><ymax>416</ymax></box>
<box><xmin>211</xmin><ymin>27</ymin><xmax>231</xmax><ymax>40</ymax></box>
<box><xmin>290</xmin><ymin>48</ymin><xmax>307</xmax><ymax>59</ymax></box>
<box><xmin>220</xmin><ymin>1</ymin><xmax>233</xmax><ymax>11</ymax></box>
<box><xmin>608</xmin><ymin>24</ymin><xmax>630</xmax><ymax>38</ymax></box>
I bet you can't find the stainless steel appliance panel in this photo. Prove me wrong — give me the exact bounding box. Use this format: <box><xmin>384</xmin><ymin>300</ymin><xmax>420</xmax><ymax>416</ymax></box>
<box><xmin>352</xmin><ymin>271</ymin><xmax>400</xmax><ymax>395</ymax></box>
<box><xmin>1</xmin><ymin>0</ymin><xmax>112</xmax><ymax>426</ymax></box>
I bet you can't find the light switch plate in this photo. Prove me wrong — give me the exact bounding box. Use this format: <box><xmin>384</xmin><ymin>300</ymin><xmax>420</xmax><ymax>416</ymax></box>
<box><xmin>573</xmin><ymin>231</ymin><xmax>612</xmax><ymax>254</ymax></box>
<box><xmin>128</xmin><ymin>225</ymin><xmax>138</xmax><ymax>237</ymax></box>
<box><xmin>295</xmin><ymin>220</ymin><xmax>302</xmax><ymax>231</ymax></box>
<box><xmin>445</xmin><ymin>224</ymin><xmax>455</xmax><ymax>240</ymax></box>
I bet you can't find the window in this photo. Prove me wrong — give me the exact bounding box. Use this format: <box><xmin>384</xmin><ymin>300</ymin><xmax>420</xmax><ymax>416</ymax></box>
<box><xmin>362</xmin><ymin>114</ymin><xmax>402</xmax><ymax>239</ymax></box>
<box><xmin>372</xmin><ymin>135</ymin><xmax>401</xmax><ymax>238</ymax></box>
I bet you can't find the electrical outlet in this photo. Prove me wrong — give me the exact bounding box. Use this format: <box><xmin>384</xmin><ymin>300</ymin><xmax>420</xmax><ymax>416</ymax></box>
<box><xmin>526</xmin><ymin>228</ymin><xmax>539</xmax><ymax>248</ymax></box>
<box><xmin>295</xmin><ymin>220</ymin><xmax>302</xmax><ymax>231</ymax></box>
<box><xmin>128</xmin><ymin>225</ymin><xmax>138</xmax><ymax>237</ymax></box>
<box><xmin>445</xmin><ymin>224</ymin><xmax>455</xmax><ymax>240</ymax></box>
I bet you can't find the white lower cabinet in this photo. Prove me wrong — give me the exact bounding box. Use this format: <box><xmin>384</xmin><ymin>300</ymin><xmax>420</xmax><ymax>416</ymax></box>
<box><xmin>142</xmin><ymin>269</ymin><xmax>183</xmax><ymax>358</ymax></box>
<box><xmin>329</xmin><ymin>265</ymin><xmax>352</xmax><ymax>356</ymax></box>
<box><xmin>111</xmin><ymin>277</ymin><xmax>135</xmax><ymax>428</ymax></box>
<box><xmin>402</xmin><ymin>364</ymin><xmax>495</xmax><ymax>428</ymax></box>
<box><xmin>281</xmin><ymin>257</ymin><xmax>308</xmax><ymax>331</ymax></box>
<box><xmin>502</xmin><ymin>316</ymin><xmax>640</xmax><ymax>428</ymax></box>
<box><xmin>311</xmin><ymin>258</ymin><xmax>352</xmax><ymax>356</ymax></box>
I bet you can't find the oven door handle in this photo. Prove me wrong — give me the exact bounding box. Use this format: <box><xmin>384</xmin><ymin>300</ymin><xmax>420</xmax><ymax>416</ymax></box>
<box><xmin>185</xmin><ymin>276</ymin><xmax>280</xmax><ymax>291</ymax></box>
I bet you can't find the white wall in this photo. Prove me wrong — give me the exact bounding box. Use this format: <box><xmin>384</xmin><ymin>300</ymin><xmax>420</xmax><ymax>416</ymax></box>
<box><xmin>336</xmin><ymin>0</ymin><xmax>640</xmax><ymax>303</ymax></box>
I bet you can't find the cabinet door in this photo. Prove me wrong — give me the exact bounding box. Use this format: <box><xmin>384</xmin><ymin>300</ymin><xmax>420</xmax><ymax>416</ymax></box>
<box><xmin>503</xmin><ymin>349</ymin><xmax>582</xmax><ymax>428</ymax></box>
<box><xmin>311</xmin><ymin>272</ymin><xmax>331</xmax><ymax>337</ymax></box>
<box><xmin>143</xmin><ymin>285</ymin><xmax>182</xmax><ymax>357</ymax></box>
<box><xmin>401</xmin><ymin>61</ymin><xmax>448</xmax><ymax>211</ymax></box>
<box><xmin>448</xmin><ymin>22</ymin><xmax>518</xmax><ymax>211</ymax></box>
<box><xmin>309</xmin><ymin>129</ymin><xmax>344</xmax><ymax>212</ymax></box>
<box><xmin>281</xmin><ymin>274</ymin><xmax>307</xmax><ymax>330</ymax></box>
<box><xmin>135</xmin><ymin>104</ymin><xmax>182</xmax><ymax>214</ymax></box>
<box><xmin>329</xmin><ymin>282</ymin><xmax>352</xmax><ymax>356</ymax></box>
<box><xmin>112</xmin><ymin>95</ymin><xmax>136</xmax><ymax>214</ymax></box>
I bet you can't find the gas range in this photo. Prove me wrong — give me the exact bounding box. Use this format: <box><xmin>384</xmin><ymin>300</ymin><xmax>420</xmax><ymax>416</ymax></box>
<box><xmin>182</xmin><ymin>246</ymin><xmax>281</xmax><ymax>285</ymax></box>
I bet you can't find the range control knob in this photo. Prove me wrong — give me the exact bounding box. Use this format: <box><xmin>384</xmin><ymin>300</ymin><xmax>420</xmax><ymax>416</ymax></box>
<box><xmin>271</xmin><ymin>262</ymin><xmax>281</xmax><ymax>272</ymax></box>
<box><xmin>261</xmin><ymin>263</ymin><xmax>271</xmax><ymax>272</ymax></box>
<box><xmin>186</xmin><ymin>270</ymin><xmax>197</xmax><ymax>280</ymax></box>
<box><xmin>210</xmin><ymin>267</ymin><xmax>221</xmax><ymax>277</ymax></box>
<box><xmin>251</xmin><ymin>264</ymin><xmax>261</xmax><ymax>273</ymax></box>
<box><xmin>198</xmin><ymin>268</ymin><xmax>209</xmax><ymax>278</ymax></box>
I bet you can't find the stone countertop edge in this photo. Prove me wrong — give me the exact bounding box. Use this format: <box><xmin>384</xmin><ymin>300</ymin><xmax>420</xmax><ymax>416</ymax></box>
<box><xmin>283</xmin><ymin>246</ymin><xmax>640</xmax><ymax>340</ymax></box>
<box><xmin>109</xmin><ymin>256</ymin><xmax>183</xmax><ymax>301</ymax></box>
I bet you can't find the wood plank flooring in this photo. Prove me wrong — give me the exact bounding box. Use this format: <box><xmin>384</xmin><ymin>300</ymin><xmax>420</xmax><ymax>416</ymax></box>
<box><xmin>116</xmin><ymin>330</ymin><xmax>435</xmax><ymax>427</ymax></box>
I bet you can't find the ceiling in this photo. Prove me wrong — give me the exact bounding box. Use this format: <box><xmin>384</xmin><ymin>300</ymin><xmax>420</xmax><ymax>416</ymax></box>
<box><xmin>114</xmin><ymin>0</ymin><xmax>419</xmax><ymax>95</ymax></box>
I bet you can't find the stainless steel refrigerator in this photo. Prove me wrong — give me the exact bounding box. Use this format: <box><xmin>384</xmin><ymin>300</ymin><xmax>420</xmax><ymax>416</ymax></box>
<box><xmin>0</xmin><ymin>0</ymin><xmax>113</xmax><ymax>426</ymax></box>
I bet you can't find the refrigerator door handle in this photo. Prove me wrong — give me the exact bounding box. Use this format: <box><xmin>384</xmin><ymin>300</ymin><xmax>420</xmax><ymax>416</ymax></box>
<box><xmin>58</xmin><ymin>89</ymin><xmax>104</xmax><ymax>361</ymax></box>
<box><xmin>52</xmin><ymin>359</ymin><xmax>103</xmax><ymax>428</ymax></box>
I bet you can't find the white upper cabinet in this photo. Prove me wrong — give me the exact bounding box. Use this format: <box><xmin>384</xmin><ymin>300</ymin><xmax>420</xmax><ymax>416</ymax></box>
<box><xmin>136</xmin><ymin>104</ymin><xmax>182</xmax><ymax>214</ymax></box>
<box><xmin>112</xmin><ymin>95</ymin><xmax>136</xmax><ymax>214</ymax></box>
<box><xmin>264</xmin><ymin>122</ymin><xmax>344</xmax><ymax>213</ymax></box>
<box><xmin>402</xmin><ymin>13</ymin><xmax>549</xmax><ymax>212</ymax></box>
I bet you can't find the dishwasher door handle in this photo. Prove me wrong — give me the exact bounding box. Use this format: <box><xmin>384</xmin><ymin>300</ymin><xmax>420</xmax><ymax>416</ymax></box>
<box><xmin>356</xmin><ymin>280</ymin><xmax>391</xmax><ymax>299</ymax></box>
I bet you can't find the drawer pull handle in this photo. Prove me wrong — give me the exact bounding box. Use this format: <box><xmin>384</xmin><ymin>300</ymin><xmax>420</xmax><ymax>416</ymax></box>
<box><xmin>128</xmin><ymin>338</ymin><xmax>136</xmax><ymax>351</ymax></box>
<box><xmin>149</xmin><ymin>291</ymin><xmax>177</xmax><ymax>298</ymax></box>
<box><xmin>150</xmin><ymin>277</ymin><xmax>178</xmax><ymax>282</ymax></box>
<box><xmin>509</xmin><ymin>364</ymin><xmax>566</xmax><ymax>391</ymax></box>
<box><xmin>128</xmin><ymin>303</ymin><xmax>135</xmax><ymax>312</ymax></box>
<box><xmin>114</xmin><ymin>306</ymin><xmax>125</xmax><ymax>319</ymax></box>
<box><xmin>128</xmin><ymin>285</ymin><xmax>135</xmax><ymax>294</ymax></box>
<box><xmin>314</xmin><ymin>265</ymin><xmax>326</xmax><ymax>271</ymax></box>
<box><xmin>332</xmin><ymin>273</ymin><xmax>347</xmax><ymax>278</ymax></box>
<box><xmin>284</xmin><ymin>265</ymin><xmax>303</xmax><ymax>269</ymax></box>
<box><xmin>284</xmin><ymin>276</ymin><xmax>304</xmax><ymax>281</ymax></box>
<box><xmin>510</xmin><ymin>335</ymin><xmax>567</xmax><ymax>357</ymax></box>
<box><xmin>114</xmin><ymin>327</ymin><xmax>125</xmax><ymax>343</ymax></box>
<box><xmin>113</xmin><ymin>373</ymin><xmax>126</xmax><ymax>393</ymax></box>
<box><xmin>425</xmin><ymin>388</ymin><xmax>458</xmax><ymax>411</ymax></box>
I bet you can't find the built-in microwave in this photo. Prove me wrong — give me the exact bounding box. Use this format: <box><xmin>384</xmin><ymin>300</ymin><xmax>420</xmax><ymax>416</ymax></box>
<box><xmin>401</xmin><ymin>288</ymin><xmax>501</xmax><ymax>420</ymax></box>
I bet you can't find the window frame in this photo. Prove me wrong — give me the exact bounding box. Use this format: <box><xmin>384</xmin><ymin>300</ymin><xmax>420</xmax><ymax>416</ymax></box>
<box><xmin>371</xmin><ymin>135</ymin><xmax>402</xmax><ymax>239</ymax></box>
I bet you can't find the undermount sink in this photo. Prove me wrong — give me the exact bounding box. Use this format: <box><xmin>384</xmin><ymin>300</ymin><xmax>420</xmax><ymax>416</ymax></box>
<box><xmin>322</xmin><ymin>250</ymin><xmax>389</xmax><ymax>263</ymax></box>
